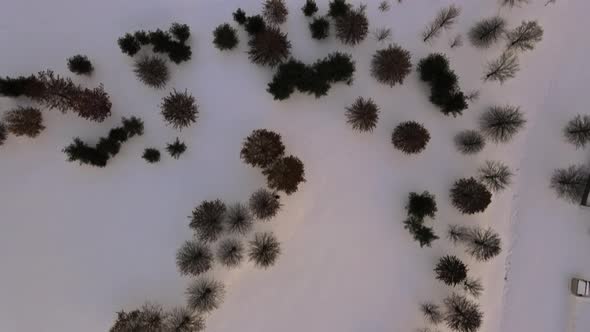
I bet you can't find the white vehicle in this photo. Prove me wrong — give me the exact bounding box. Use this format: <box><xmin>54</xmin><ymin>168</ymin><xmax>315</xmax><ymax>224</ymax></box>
<box><xmin>571</xmin><ymin>278</ymin><xmax>590</xmax><ymax>297</ymax></box>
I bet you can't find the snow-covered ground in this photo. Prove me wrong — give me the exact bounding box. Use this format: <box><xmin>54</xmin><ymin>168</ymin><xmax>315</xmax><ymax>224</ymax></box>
<box><xmin>0</xmin><ymin>0</ymin><xmax>587</xmax><ymax>332</ymax></box>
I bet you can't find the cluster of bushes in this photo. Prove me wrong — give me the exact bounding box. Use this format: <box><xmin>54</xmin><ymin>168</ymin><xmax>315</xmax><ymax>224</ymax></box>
<box><xmin>417</xmin><ymin>54</ymin><xmax>467</xmax><ymax>117</ymax></box>
<box><xmin>63</xmin><ymin>116</ymin><xmax>144</xmax><ymax>167</ymax></box>
<box><xmin>109</xmin><ymin>303</ymin><xmax>205</xmax><ymax>332</ymax></box>
<box><xmin>403</xmin><ymin>191</ymin><xmax>439</xmax><ymax>247</ymax></box>
<box><xmin>0</xmin><ymin>70</ymin><xmax>112</xmax><ymax>122</ymax></box>
<box><xmin>420</xmin><ymin>293</ymin><xmax>483</xmax><ymax>332</ymax></box>
<box><xmin>241</xmin><ymin>129</ymin><xmax>305</xmax><ymax>195</ymax></box>
<box><xmin>118</xmin><ymin>23</ymin><xmax>191</xmax><ymax>88</ymax></box>
<box><xmin>302</xmin><ymin>0</ymin><xmax>370</xmax><ymax>44</ymax></box>
<box><xmin>482</xmin><ymin>20</ymin><xmax>543</xmax><ymax>83</ymax></box>
<box><xmin>118</xmin><ymin>23</ymin><xmax>191</xmax><ymax>63</ymax></box>
<box><xmin>267</xmin><ymin>53</ymin><xmax>355</xmax><ymax>100</ymax></box>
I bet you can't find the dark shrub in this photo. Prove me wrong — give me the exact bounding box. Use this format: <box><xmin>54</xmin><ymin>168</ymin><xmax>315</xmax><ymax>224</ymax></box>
<box><xmin>435</xmin><ymin>255</ymin><xmax>468</xmax><ymax>286</ymax></box>
<box><xmin>392</xmin><ymin>121</ymin><xmax>430</xmax><ymax>154</ymax></box>
<box><xmin>450</xmin><ymin>178</ymin><xmax>492</xmax><ymax>214</ymax></box>
<box><xmin>142</xmin><ymin>148</ymin><xmax>161</xmax><ymax>163</ymax></box>
<box><xmin>310</xmin><ymin>17</ymin><xmax>330</xmax><ymax>40</ymax></box>
<box><xmin>263</xmin><ymin>155</ymin><xmax>306</xmax><ymax>195</ymax></box>
<box><xmin>213</xmin><ymin>23</ymin><xmax>239</xmax><ymax>50</ymax></box>
<box><xmin>67</xmin><ymin>55</ymin><xmax>94</xmax><ymax>75</ymax></box>
<box><xmin>240</xmin><ymin>129</ymin><xmax>285</xmax><ymax>168</ymax></box>
<box><xmin>302</xmin><ymin>0</ymin><xmax>319</xmax><ymax>16</ymax></box>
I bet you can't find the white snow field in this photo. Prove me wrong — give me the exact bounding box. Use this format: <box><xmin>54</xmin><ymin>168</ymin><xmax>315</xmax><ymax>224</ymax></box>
<box><xmin>0</xmin><ymin>0</ymin><xmax>588</xmax><ymax>331</ymax></box>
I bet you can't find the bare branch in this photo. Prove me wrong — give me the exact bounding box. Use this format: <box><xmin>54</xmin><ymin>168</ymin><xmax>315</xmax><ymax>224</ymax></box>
<box><xmin>450</xmin><ymin>34</ymin><xmax>463</xmax><ymax>48</ymax></box>
<box><xmin>422</xmin><ymin>5</ymin><xmax>461</xmax><ymax>43</ymax></box>
<box><xmin>506</xmin><ymin>21</ymin><xmax>544</xmax><ymax>52</ymax></box>
<box><xmin>483</xmin><ymin>51</ymin><xmax>519</xmax><ymax>83</ymax></box>
<box><xmin>373</xmin><ymin>27</ymin><xmax>392</xmax><ymax>42</ymax></box>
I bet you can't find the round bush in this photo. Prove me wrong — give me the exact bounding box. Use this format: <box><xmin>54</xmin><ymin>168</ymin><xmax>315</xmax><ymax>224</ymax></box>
<box><xmin>189</xmin><ymin>199</ymin><xmax>226</xmax><ymax>243</ymax></box>
<box><xmin>213</xmin><ymin>23</ymin><xmax>239</xmax><ymax>50</ymax></box>
<box><xmin>67</xmin><ymin>54</ymin><xmax>94</xmax><ymax>75</ymax></box>
<box><xmin>450</xmin><ymin>177</ymin><xmax>492</xmax><ymax>214</ymax></box>
<box><xmin>142</xmin><ymin>148</ymin><xmax>160</xmax><ymax>163</ymax></box>
<box><xmin>263</xmin><ymin>155</ymin><xmax>306</xmax><ymax>195</ymax></box>
<box><xmin>3</xmin><ymin>106</ymin><xmax>45</xmax><ymax>138</ymax></box>
<box><xmin>454</xmin><ymin>130</ymin><xmax>485</xmax><ymax>155</ymax></box>
<box><xmin>133</xmin><ymin>56</ymin><xmax>169</xmax><ymax>89</ymax></box>
<box><xmin>240</xmin><ymin>129</ymin><xmax>285</xmax><ymax>169</ymax></box>
<box><xmin>249</xmin><ymin>188</ymin><xmax>281</xmax><ymax>221</ymax></box>
<box><xmin>345</xmin><ymin>97</ymin><xmax>379</xmax><ymax>132</ymax></box>
<box><xmin>434</xmin><ymin>255</ymin><xmax>468</xmax><ymax>286</ymax></box>
<box><xmin>161</xmin><ymin>89</ymin><xmax>198</xmax><ymax>130</ymax></box>
<box><xmin>370</xmin><ymin>44</ymin><xmax>412</xmax><ymax>86</ymax></box>
<box><xmin>248</xmin><ymin>232</ymin><xmax>281</xmax><ymax>268</ymax></box>
<box><xmin>248</xmin><ymin>26</ymin><xmax>291</xmax><ymax>67</ymax></box>
<box><xmin>391</xmin><ymin>121</ymin><xmax>430</xmax><ymax>154</ymax></box>
<box><xmin>335</xmin><ymin>7</ymin><xmax>369</xmax><ymax>45</ymax></box>
<box><xmin>176</xmin><ymin>240</ymin><xmax>213</xmax><ymax>276</ymax></box>
<box><xmin>217</xmin><ymin>238</ymin><xmax>244</xmax><ymax>268</ymax></box>
<box><xmin>186</xmin><ymin>277</ymin><xmax>225</xmax><ymax>313</ymax></box>
<box><xmin>224</xmin><ymin>203</ymin><xmax>254</xmax><ymax>235</ymax></box>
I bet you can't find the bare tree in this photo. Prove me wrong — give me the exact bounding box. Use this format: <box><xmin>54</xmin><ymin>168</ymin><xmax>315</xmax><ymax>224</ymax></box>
<box><xmin>478</xmin><ymin>160</ymin><xmax>513</xmax><ymax>192</ymax></box>
<box><xmin>483</xmin><ymin>51</ymin><xmax>519</xmax><ymax>83</ymax></box>
<box><xmin>563</xmin><ymin>114</ymin><xmax>590</xmax><ymax>148</ymax></box>
<box><xmin>550</xmin><ymin>165</ymin><xmax>589</xmax><ymax>203</ymax></box>
<box><xmin>465</xmin><ymin>90</ymin><xmax>480</xmax><ymax>102</ymax></box>
<box><xmin>450</xmin><ymin>34</ymin><xmax>463</xmax><ymax>48</ymax></box>
<box><xmin>468</xmin><ymin>16</ymin><xmax>506</xmax><ymax>48</ymax></box>
<box><xmin>463</xmin><ymin>277</ymin><xmax>483</xmax><ymax>298</ymax></box>
<box><xmin>501</xmin><ymin>0</ymin><xmax>528</xmax><ymax>7</ymax></box>
<box><xmin>420</xmin><ymin>302</ymin><xmax>443</xmax><ymax>325</ymax></box>
<box><xmin>506</xmin><ymin>21</ymin><xmax>543</xmax><ymax>52</ymax></box>
<box><xmin>378</xmin><ymin>1</ymin><xmax>390</xmax><ymax>12</ymax></box>
<box><xmin>373</xmin><ymin>27</ymin><xmax>392</xmax><ymax>42</ymax></box>
<box><xmin>480</xmin><ymin>105</ymin><xmax>526</xmax><ymax>143</ymax></box>
<box><xmin>422</xmin><ymin>5</ymin><xmax>461</xmax><ymax>43</ymax></box>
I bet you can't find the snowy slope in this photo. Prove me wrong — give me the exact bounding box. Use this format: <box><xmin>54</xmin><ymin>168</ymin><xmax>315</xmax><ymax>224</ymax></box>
<box><xmin>0</xmin><ymin>1</ymin><xmax>586</xmax><ymax>332</ymax></box>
